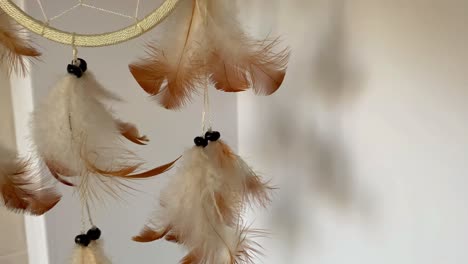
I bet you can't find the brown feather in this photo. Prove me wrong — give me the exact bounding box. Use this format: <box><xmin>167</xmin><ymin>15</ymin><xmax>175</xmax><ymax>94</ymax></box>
<box><xmin>125</xmin><ymin>157</ymin><xmax>179</xmax><ymax>179</ymax></box>
<box><xmin>204</xmin><ymin>0</ymin><xmax>289</xmax><ymax>95</ymax></box>
<box><xmin>50</xmin><ymin>170</ymin><xmax>75</xmax><ymax>187</ymax></box>
<box><xmin>133</xmin><ymin>226</ymin><xmax>170</xmax><ymax>243</ymax></box>
<box><xmin>180</xmin><ymin>251</ymin><xmax>200</xmax><ymax>264</ymax></box>
<box><xmin>248</xmin><ymin>39</ymin><xmax>290</xmax><ymax>95</ymax></box>
<box><xmin>130</xmin><ymin>45</ymin><xmax>204</xmax><ymax>109</ymax></box>
<box><xmin>0</xmin><ymin>11</ymin><xmax>41</xmax><ymax>75</ymax></box>
<box><xmin>118</xmin><ymin>121</ymin><xmax>149</xmax><ymax>145</ymax></box>
<box><xmin>129</xmin><ymin>0</ymin><xmax>206</xmax><ymax>109</ymax></box>
<box><xmin>245</xmin><ymin>175</ymin><xmax>273</xmax><ymax>207</ymax></box>
<box><xmin>45</xmin><ymin>160</ymin><xmax>75</xmax><ymax>186</ymax></box>
<box><xmin>26</xmin><ymin>190</ymin><xmax>61</xmax><ymax>215</ymax></box>
<box><xmin>129</xmin><ymin>0</ymin><xmax>289</xmax><ymax>109</ymax></box>
<box><xmin>1</xmin><ymin>163</ymin><xmax>61</xmax><ymax>215</ymax></box>
<box><xmin>165</xmin><ymin>232</ymin><xmax>182</xmax><ymax>244</ymax></box>
<box><xmin>209</xmin><ymin>51</ymin><xmax>249</xmax><ymax>93</ymax></box>
<box><xmin>129</xmin><ymin>63</ymin><xmax>163</xmax><ymax>95</ymax></box>
<box><xmin>208</xmin><ymin>38</ymin><xmax>289</xmax><ymax>96</ymax></box>
<box><xmin>86</xmin><ymin>161</ymin><xmax>141</xmax><ymax>177</ymax></box>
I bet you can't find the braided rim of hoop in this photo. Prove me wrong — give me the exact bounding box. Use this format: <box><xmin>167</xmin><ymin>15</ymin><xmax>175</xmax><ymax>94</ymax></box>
<box><xmin>0</xmin><ymin>0</ymin><xmax>180</xmax><ymax>47</ymax></box>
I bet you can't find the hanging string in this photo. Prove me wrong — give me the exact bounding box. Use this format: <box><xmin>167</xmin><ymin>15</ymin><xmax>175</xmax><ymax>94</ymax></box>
<box><xmin>135</xmin><ymin>0</ymin><xmax>141</xmax><ymax>19</ymax></box>
<box><xmin>85</xmin><ymin>199</ymin><xmax>95</xmax><ymax>227</ymax></box>
<box><xmin>36</xmin><ymin>0</ymin><xmax>49</xmax><ymax>35</ymax></box>
<box><xmin>71</xmin><ymin>33</ymin><xmax>78</xmax><ymax>62</ymax></box>
<box><xmin>79</xmin><ymin>193</ymin><xmax>95</xmax><ymax>231</ymax></box>
<box><xmin>35</xmin><ymin>0</ymin><xmax>48</xmax><ymax>22</ymax></box>
<box><xmin>80</xmin><ymin>197</ymin><xmax>87</xmax><ymax>233</ymax></box>
<box><xmin>200</xmin><ymin>1</ymin><xmax>212</xmax><ymax>134</ymax></box>
<box><xmin>134</xmin><ymin>0</ymin><xmax>143</xmax><ymax>32</ymax></box>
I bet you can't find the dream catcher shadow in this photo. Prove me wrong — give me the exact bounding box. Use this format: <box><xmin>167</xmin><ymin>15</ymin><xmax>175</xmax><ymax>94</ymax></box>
<box><xmin>0</xmin><ymin>0</ymin><xmax>289</xmax><ymax>263</ymax></box>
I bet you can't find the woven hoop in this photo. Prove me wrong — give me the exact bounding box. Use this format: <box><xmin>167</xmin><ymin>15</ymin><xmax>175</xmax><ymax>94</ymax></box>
<box><xmin>0</xmin><ymin>0</ymin><xmax>180</xmax><ymax>47</ymax></box>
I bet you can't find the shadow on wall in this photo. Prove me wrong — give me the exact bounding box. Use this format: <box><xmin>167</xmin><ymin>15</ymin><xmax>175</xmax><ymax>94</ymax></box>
<box><xmin>306</xmin><ymin>0</ymin><xmax>364</xmax><ymax>210</ymax></box>
<box><xmin>259</xmin><ymin>0</ymin><xmax>372</xmax><ymax>255</ymax></box>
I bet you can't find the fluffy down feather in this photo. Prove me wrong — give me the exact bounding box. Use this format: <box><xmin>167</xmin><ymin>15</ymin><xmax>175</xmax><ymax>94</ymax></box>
<box><xmin>32</xmin><ymin>72</ymin><xmax>175</xmax><ymax>202</ymax></box>
<box><xmin>134</xmin><ymin>139</ymin><xmax>271</xmax><ymax>263</ymax></box>
<box><xmin>71</xmin><ymin>241</ymin><xmax>111</xmax><ymax>264</ymax></box>
<box><xmin>129</xmin><ymin>0</ymin><xmax>289</xmax><ymax>109</ymax></box>
<box><xmin>0</xmin><ymin>11</ymin><xmax>40</xmax><ymax>75</ymax></box>
<box><xmin>0</xmin><ymin>145</ymin><xmax>60</xmax><ymax>215</ymax></box>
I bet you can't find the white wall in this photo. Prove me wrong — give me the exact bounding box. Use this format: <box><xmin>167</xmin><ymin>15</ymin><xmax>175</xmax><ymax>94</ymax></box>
<box><xmin>12</xmin><ymin>0</ymin><xmax>468</xmax><ymax>263</ymax></box>
<box><xmin>239</xmin><ymin>0</ymin><xmax>468</xmax><ymax>264</ymax></box>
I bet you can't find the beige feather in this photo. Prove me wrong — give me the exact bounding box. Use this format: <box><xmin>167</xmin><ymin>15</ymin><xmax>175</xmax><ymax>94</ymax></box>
<box><xmin>129</xmin><ymin>0</ymin><xmax>289</xmax><ymax>109</ymax></box>
<box><xmin>0</xmin><ymin>11</ymin><xmax>40</xmax><ymax>75</ymax></box>
<box><xmin>134</xmin><ymin>138</ymin><xmax>271</xmax><ymax>263</ymax></box>
<box><xmin>71</xmin><ymin>241</ymin><xmax>111</xmax><ymax>264</ymax></box>
<box><xmin>129</xmin><ymin>0</ymin><xmax>206</xmax><ymax>109</ymax></box>
<box><xmin>202</xmin><ymin>0</ymin><xmax>289</xmax><ymax>95</ymax></box>
<box><xmin>32</xmin><ymin>71</ymin><xmax>176</xmax><ymax>203</ymax></box>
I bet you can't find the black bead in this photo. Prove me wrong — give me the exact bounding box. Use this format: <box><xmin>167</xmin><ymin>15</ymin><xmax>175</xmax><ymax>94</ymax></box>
<box><xmin>75</xmin><ymin>234</ymin><xmax>91</xmax><ymax>247</ymax></box>
<box><xmin>194</xmin><ymin>136</ymin><xmax>208</xmax><ymax>147</ymax></box>
<box><xmin>77</xmin><ymin>58</ymin><xmax>87</xmax><ymax>73</ymax></box>
<box><xmin>87</xmin><ymin>227</ymin><xmax>101</xmax><ymax>241</ymax></box>
<box><xmin>67</xmin><ymin>64</ymin><xmax>83</xmax><ymax>78</ymax></box>
<box><xmin>205</xmin><ymin>131</ymin><xmax>221</xmax><ymax>142</ymax></box>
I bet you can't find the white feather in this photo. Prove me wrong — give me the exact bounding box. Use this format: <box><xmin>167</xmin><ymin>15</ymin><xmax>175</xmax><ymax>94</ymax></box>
<box><xmin>31</xmin><ymin>71</ymin><xmax>139</xmax><ymax>202</ymax></box>
<box><xmin>32</xmin><ymin>72</ymin><xmax>124</xmax><ymax>173</ymax></box>
<box><xmin>71</xmin><ymin>241</ymin><xmax>111</xmax><ymax>264</ymax></box>
<box><xmin>139</xmin><ymin>140</ymin><xmax>270</xmax><ymax>263</ymax></box>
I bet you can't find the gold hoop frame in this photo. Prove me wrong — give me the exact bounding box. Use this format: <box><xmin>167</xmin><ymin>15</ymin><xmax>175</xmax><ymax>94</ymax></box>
<box><xmin>0</xmin><ymin>0</ymin><xmax>180</xmax><ymax>47</ymax></box>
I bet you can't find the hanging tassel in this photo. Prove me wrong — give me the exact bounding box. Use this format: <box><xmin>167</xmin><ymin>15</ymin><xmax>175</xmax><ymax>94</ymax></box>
<box><xmin>0</xmin><ymin>10</ymin><xmax>41</xmax><ymax>75</ymax></box>
<box><xmin>129</xmin><ymin>0</ymin><xmax>289</xmax><ymax>109</ymax></box>
<box><xmin>72</xmin><ymin>227</ymin><xmax>111</xmax><ymax>264</ymax></box>
<box><xmin>32</xmin><ymin>59</ymin><xmax>176</xmax><ymax>202</ymax></box>
<box><xmin>0</xmin><ymin>145</ymin><xmax>60</xmax><ymax>215</ymax></box>
<box><xmin>134</xmin><ymin>131</ymin><xmax>271</xmax><ymax>263</ymax></box>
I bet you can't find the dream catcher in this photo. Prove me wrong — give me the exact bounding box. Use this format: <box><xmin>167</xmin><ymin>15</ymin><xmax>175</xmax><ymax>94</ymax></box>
<box><xmin>0</xmin><ymin>0</ymin><xmax>289</xmax><ymax>263</ymax></box>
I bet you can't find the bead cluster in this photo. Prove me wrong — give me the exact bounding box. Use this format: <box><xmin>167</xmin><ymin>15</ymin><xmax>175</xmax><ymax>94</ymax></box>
<box><xmin>67</xmin><ymin>58</ymin><xmax>87</xmax><ymax>78</ymax></box>
<box><xmin>74</xmin><ymin>226</ymin><xmax>102</xmax><ymax>247</ymax></box>
<box><xmin>194</xmin><ymin>131</ymin><xmax>221</xmax><ymax>147</ymax></box>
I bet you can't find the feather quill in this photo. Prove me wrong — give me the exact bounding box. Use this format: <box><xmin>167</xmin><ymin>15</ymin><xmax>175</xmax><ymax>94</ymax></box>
<box><xmin>32</xmin><ymin>71</ymin><xmax>175</xmax><ymax>202</ymax></box>
<box><xmin>0</xmin><ymin>145</ymin><xmax>60</xmax><ymax>215</ymax></box>
<box><xmin>0</xmin><ymin>11</ymin><xmax>40</xmax><ymax>75</ymax></box>
<box><xmin>129</xmin><ymin>0</ymin><xmax>289</xmax><ymax>109</ymax></box>
<box><xmin>134</xmin><ymin>139</ymin><xmax>271</xmax><ymax>263</ymax></box>
<box><xmin>71</xmin><ymin>241</ymin><xmax>111</xmax><ymax>264</ymax></box>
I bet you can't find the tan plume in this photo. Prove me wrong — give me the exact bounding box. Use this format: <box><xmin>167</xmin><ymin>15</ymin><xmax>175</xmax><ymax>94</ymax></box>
<box><xmin>129</xmin><ymin>0</ymin><xmax>289</xmax><ymax>109</ymax></box>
